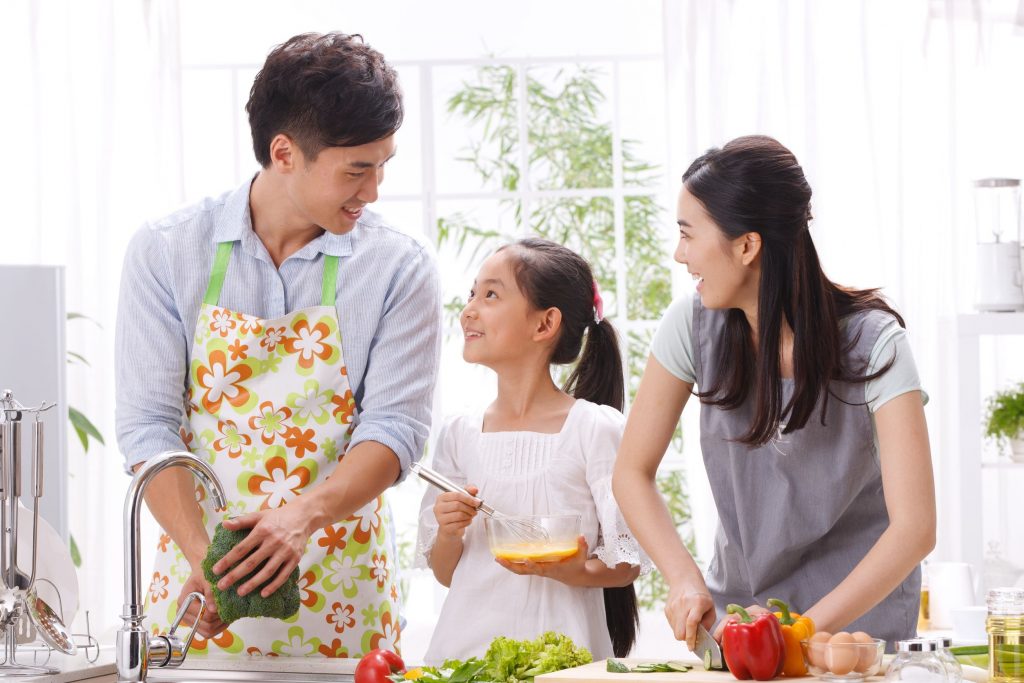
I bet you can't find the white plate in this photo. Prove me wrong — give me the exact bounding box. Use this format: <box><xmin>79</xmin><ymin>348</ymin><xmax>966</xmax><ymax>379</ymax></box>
<box><xmin>13</xmin><ymin>502</ymin><xmax>78</xmax><ymax>628</ymax></box>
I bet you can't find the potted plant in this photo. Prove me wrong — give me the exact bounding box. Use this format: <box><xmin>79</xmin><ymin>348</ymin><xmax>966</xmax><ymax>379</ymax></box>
<box><xmin>984</xmin><ymin>382</ymin><xmax>1024</xmax><ymax>462</ymax></box>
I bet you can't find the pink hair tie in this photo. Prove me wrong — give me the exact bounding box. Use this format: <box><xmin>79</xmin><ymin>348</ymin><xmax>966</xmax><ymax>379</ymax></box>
<box><xmin>592</xmin><ymin>280</ymin><xmax>604</xmax><ymax>324</ymax></box>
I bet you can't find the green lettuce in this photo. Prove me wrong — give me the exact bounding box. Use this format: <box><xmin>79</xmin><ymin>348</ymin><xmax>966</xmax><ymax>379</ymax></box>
<box><xmin>408</xmin><ymin>632</ymin><xmax>592</xmax><ymax>683</ymax></box>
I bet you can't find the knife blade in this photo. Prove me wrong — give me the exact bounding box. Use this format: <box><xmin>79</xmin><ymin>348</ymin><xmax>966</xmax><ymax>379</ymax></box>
<box><xmin>691</xmin><ymin>624</ymin><xmax>724</xmax><ymax>670</ymax></box>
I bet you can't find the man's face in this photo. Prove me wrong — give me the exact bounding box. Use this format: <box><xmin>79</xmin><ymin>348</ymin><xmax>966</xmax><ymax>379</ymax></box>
<box><xmin>283</xmin><ymin>135</ymin><xmax>397</xmax><ymax>235</ymax></box>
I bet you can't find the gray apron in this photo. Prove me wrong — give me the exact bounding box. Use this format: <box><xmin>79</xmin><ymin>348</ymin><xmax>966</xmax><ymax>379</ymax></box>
<box><xmin>693</xmin><ymin>299</ymin><xmax>920</xmax><ymax>648</ymax></box>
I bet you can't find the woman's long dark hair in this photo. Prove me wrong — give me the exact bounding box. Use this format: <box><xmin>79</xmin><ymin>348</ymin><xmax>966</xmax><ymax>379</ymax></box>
<box><xmin>684</xmin><ymin>135</ymin><xmax>905</xmax><ymax>446</ymax></box>
<box><xmin>500</xmin><ymin>237</ymin><xmax>637</xmax><ymax>656</ymax></box>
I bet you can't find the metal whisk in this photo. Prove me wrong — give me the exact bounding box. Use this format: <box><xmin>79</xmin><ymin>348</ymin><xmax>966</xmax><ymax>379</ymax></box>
<box><xmin>410</xmin><ymin>462</ymin><xmax>550</xmax><ymax>542</ymax></box>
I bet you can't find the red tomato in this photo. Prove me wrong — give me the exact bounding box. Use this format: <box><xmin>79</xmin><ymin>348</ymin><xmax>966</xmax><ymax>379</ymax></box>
<box><xmin>354</xmin><ymin>649</ymin><xmax>405</xmax><ymax>683</ymax></box>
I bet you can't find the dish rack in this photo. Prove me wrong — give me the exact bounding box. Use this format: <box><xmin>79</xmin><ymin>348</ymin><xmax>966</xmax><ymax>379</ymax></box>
<box><xmin>0</xmin><ymin>584</ymin><xmax>101</xmax><ymax>672</ymax></box>
<box><xmin>0</xmin><ymin>390</ymin><xmax>80</xmax><ymax>676</ymax></box>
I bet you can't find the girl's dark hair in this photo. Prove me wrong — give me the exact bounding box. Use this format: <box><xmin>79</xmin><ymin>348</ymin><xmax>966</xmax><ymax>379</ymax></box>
<box><xmin>499</xmin><ymin>237</ymin><xmax>637</xmax><ymax>656</ymax></box>
<box><xmin>246</xmin><ymin>32</ymin><xmax>403</xmax><ymax>167</ymax></box>
<box><xmin>683</xmin><ymin>135</ymin><xmax>905</xmax><ymax>446</ymax></box>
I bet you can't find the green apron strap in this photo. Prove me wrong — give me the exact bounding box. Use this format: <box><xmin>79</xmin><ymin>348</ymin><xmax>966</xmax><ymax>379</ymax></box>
<box><xmin>203</xmin><ymin>242</ymin><xmax>234</xmax><ymax>306</ymax></box>
<box><xmin>321</xmin><ymin>255</ymin><xmax>339</xmax><ymax>307</ymax></box>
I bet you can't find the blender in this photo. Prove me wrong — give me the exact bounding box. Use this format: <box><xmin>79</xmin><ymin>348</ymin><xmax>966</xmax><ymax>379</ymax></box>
<box><xmin>973</xmin><ymin>178</ymin><xmax>1024</xmax><ymax>312</ymax></box>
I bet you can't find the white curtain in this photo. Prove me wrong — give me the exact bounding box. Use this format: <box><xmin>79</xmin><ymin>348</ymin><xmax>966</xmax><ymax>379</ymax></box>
<box><xmin>662</xmin><ymin>0</ymin><xmax>1024</xmax><ymax>565</ymax></box>
<box><xmin>0</xmin><ymin>0</ymin><xmax>184</xmax><ymax>640</ymax></box>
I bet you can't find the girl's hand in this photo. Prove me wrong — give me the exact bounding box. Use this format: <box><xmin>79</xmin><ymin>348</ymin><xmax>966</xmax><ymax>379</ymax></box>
<box><xmin>495</xmin><ymin>535</ymin><xmax>589</xmax><ymax>585</ymax></box>
<box><xmin>433</xmin><ymin>486</ymin><xmax>480</xmax><ymax>540</ymax></box>
<box><xmin>211</xmin><ymin>501</ymin><xmax>316</xmax><ymax>598</ymax></box>
<box><xmin>665</xmin><ymin>584</ymin><xmax>716</xmax><ymax>650</ymax></box>
<box><xmin>712</xmin><ymin>603</ymin><xmax>771</xmax><ymax>640</ymax></box>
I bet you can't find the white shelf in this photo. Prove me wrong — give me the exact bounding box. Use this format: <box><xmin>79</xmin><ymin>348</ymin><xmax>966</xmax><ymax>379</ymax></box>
<box><xmin>939</xmin><ymin>312</ymin><xmax>1024</xmax><ymax>576</ymax></box>
<box><xmin>955</xmin><ymin>312</ymin><xmax>1024</xmax><ymax>335</ymax></box>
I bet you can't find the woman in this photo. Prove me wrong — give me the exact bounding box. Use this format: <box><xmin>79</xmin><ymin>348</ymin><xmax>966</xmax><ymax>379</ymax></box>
<box><xmin>612</xmin><ymin>135</ymin><xmax>935</xmax><ymax>650</ymax></box>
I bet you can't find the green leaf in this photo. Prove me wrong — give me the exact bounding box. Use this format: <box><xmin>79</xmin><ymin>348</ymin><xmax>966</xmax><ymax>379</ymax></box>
<box><xmin>69</xmin><ymin>533</ymin><xmax>82</xmax><ymax>568</ymax></box>
<box><xmin>68</xmin><ymin>406</ymin><xmax>105</xmax><ymax>453</ymax></box>
<box><xmin>67</xmin><ymin>351</ymin><xmax>91</xmax><ymax>367</ymax></box>
<box><xmin>66</xmin><ymin>312</ymin><xmax>101</xmax><ymax>328</ymax></box>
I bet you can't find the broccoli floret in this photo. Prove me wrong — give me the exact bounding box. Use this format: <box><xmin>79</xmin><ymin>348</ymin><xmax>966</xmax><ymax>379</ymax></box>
<box><xmin>201</xmin><ymin>523</ymin><xmax>300</xmax><ymax>624</ymax></box>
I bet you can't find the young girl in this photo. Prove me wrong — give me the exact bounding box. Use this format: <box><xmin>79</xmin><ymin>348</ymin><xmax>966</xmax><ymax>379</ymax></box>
<box><xmin>613</xmin><ymin>136</ymin><xmax>935</xmax><ymax>651</ymax></box>
<box><xmin>416</xmin><ymin>238</ymin><xmax>647</xmax><ymax>664</ymax></box>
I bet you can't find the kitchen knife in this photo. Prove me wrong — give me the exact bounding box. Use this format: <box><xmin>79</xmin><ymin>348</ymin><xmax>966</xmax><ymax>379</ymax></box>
<box><xmin>691</xmin><ymin>624</ymin><xmax>724</xmax><ymax>670</ymax></box>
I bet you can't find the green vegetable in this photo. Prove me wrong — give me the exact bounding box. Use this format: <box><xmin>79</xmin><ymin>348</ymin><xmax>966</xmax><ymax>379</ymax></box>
<box><xmin>414</xmin><ymin>632</ymin><xmax>592</xmax><ymax>683</ymax></box>
<box><xmin>201</xmin><ymin>523</ymin><xmax>300</xmax><ymax>624</ymax></box>
<box><xmin>950</xmin><ymin>645</ymin><xmax>1024</xmax><ymax>676</ymax></box>
<box><xmin>607</xmin><ymin>659</ymin><xmax>691</xmax><ymax>674</ymax></box>
<box><xmin>607</xmin><ymin>659</ymin><xmax>631</xmax><ymax>673</ymax></box>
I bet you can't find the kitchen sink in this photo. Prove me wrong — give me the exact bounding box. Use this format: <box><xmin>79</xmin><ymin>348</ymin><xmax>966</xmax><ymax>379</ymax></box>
<box><xmin>145</xmin><ymin>657</ymin><xmax>357</xmax><ymax>683</ymax></box>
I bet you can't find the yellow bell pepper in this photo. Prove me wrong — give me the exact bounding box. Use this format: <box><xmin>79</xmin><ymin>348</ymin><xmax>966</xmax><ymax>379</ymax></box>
<box><xmin>767</xmin><ymin>598</ymin><xmax>815</xmax><ymax>677</ymax></box>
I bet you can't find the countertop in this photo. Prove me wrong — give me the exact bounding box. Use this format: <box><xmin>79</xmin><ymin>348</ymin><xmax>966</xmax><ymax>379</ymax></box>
<box><xmin>0</xmin><ymin>647</ymin><xmax>116</xmax><ymax>682</ymax></box>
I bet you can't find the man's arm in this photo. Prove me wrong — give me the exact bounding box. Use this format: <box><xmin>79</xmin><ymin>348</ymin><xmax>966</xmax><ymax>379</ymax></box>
<box><xmin>115</xmin><ymin>226</ymin><xmax>191</xmax><ymax>470</ymax></box>
<box><xmin>347</xmin><ymin>243</ymin><xmax>443</xmax><ymax>477</ymax></box>
<box><xmin>117</xmin><ymin>227</ymin><xmax>227</xmax><ymax>635</ymax></box>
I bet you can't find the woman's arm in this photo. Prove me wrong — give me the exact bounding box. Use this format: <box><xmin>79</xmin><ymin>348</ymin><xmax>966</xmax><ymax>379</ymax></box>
<box><xmin>612</xmin><ymin>355</ymin><xmax>713</xmax><ymax>649</ymax></box>
<box><xmin>803</xmin><ymin>390</ymin><xmax>936</xmax><ymax>633</ymax></box>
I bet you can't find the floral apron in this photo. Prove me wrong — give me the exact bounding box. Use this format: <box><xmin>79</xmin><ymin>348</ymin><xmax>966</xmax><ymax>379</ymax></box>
<box><xmin>145</xmin><ymin>241</ymin><xmax>401</xmax><ymax>658</ymax></box>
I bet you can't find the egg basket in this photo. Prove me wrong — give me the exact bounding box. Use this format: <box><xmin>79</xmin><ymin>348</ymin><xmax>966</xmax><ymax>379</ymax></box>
<box><xmin>801</xmin><ymin>637</ymin><xmax>886</xmax><ymax>681</ymax></box>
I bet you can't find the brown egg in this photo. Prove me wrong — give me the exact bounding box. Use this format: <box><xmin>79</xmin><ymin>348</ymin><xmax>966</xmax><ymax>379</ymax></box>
<box><xmin>826</xmin><ymin>632</ymin><xmax>859</xmax><ymax>676</ymax></box>
<box><xmin>806</xmin><ymin>631</ymin><xmax>832</xmax><ymax>671</ymax></box>
<box><xmin>851</xmin><ymin>631</ymin><xmax>877</xmax><ymax>673</ymax></box>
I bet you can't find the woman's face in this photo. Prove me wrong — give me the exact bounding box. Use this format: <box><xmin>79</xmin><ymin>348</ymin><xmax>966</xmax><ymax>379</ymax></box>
<box><xmin>674</xmin><ymin>185</ymin><xmax>758</xmax><ymax>310</ymax></box>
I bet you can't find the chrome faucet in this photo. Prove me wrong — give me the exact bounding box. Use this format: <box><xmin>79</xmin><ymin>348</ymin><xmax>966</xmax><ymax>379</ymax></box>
<box><xmin>117</xmin><ymin>451</ymin><xmax>227</xmax><ymax>683</ymax></box>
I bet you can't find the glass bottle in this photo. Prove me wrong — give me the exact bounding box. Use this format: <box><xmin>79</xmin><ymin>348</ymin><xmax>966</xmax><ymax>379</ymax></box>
<box><xmin>885</xmin><ymin>639</ymin><xmax>950</xmax><ymax>683</ymax></box>
<box><xmin>987</xmin><ymin>588</ymin><xmax>1024</xmax><ymax>683</ymax></box>
<box><xmin>929</xmin><ymin>636</ymin><xmax>963</xmax><ymax>683</ymax></box>
<box><xmin>919</xmin><ymin>561</ymin><xmax>931</xmax><ymax>631</ymax></box>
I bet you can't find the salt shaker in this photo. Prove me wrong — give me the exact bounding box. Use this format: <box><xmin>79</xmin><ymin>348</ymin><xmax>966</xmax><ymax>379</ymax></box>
<box><xmin>885</xmin><ymin>639</ymin><xmax>951</xmax><ymax>683</ymax></box>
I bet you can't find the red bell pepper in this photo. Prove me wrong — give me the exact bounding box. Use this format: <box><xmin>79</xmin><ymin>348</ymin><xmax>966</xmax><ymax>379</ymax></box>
<box><xmin>721</xmin><ymin>604</ymin><xmax>787</xmax><ymax>681</ymax></box>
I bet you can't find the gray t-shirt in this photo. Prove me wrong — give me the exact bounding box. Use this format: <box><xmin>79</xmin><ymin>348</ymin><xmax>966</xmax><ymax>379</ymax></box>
<box><xmin>650</xmin><ymin>294</ymin><xmax>927</xmax><ymax>456</ymax></box>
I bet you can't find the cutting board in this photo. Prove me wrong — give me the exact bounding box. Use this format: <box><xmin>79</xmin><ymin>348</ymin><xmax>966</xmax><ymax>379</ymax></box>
<box><xmin>539</xmin><ymin>660</ymin><xmax>891</xmax><ymax>683</ymax></box>
<box><xmin>537</xmin><ymin>658</ymin><xmax>733</xmax><ymax>682</ymax></box>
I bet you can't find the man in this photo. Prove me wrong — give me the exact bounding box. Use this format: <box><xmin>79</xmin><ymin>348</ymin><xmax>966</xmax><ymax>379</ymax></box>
<box><xmin>115</xmin><ymin>32</ymin><xmax>440</xmax><ymax>657</ymax></box>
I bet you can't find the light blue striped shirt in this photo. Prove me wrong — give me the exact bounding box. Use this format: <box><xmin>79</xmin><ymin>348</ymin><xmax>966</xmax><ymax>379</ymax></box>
<box><xmin>115</xmin><ymin>178</ymin><xmax>442</xmax><ymax>477</ymax></box>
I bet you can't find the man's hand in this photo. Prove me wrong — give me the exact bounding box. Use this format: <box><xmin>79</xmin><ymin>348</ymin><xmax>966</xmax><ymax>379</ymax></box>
<box><xmin>176</xmin><ymin>566</ymin><xmax>229</xmax><ymax>639</ymax></box>
<box><xmin>211</xmin><ymin>502</ymin><xmax>315</xmax><ymax>598</ymax></box>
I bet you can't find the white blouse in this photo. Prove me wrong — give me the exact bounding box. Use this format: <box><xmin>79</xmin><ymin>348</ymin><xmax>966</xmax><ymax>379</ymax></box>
<box><xmin>415</xmin><ymin>399</ymin><xmax>649</xmax><ymax>664</ymax></box>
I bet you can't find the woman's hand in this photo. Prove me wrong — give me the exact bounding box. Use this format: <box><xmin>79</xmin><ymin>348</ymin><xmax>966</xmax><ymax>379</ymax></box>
<box><xmin>712</xmin><ymin>603</ymin><xmax>771</xmax><ymax>640</ymax></box>
<box><xmin>495</xmin><ymin>535</ymin><xmax>589</xmax><ymax>584</ymax></box>
<box><xmin>176</xmin><ymin>564</ymin><xmax>229</xmax><ymax>639</ymax></box>
<box><xmin>211</xmin><ymin>500</ymin><xmax>317</xmax><ymax>598</ymax></box>
<box><xmin>665</xmin><ymin>584</ymin><xmax>716</xmax><ymax>650</ymax></box>
<box><xmin>433</xmin><ymin>486</ymin><xmax>480</xmax><ymax>540</ymax></box>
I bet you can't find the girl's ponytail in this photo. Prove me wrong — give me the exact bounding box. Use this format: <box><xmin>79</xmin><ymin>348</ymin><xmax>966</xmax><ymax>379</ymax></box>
<box><xmin>564</xmin><ymin>318</ymin><xmax>624</xmax><ymax>412</ymax></box>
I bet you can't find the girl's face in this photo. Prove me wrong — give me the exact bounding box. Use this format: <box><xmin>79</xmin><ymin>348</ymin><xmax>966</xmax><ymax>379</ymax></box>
<box><xmin>674</xmin><ymin>185</ymin><xmax>759</xmax><ymax>310</ymax></box>
<box><xmin>461</xmin><ymin>250</ymin><xmax>541</xmax><ymax>367</ymax></box>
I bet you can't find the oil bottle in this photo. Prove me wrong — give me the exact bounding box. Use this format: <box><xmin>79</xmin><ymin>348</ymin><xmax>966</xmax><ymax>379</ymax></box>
<box><xmin>987</xmin><ymin>588</ymin><xmax>1024</xmax><ymax>682</ymax></box>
